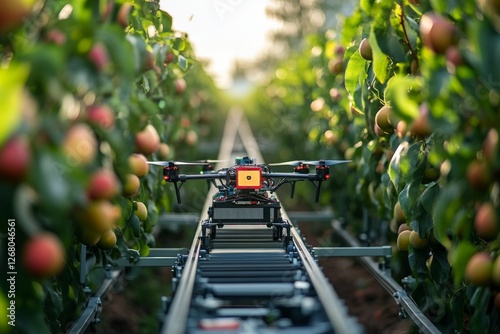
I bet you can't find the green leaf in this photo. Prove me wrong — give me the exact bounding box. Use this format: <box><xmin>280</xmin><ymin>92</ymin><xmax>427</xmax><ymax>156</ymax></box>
<box><xmin>385</xmin><ymin>75</ymin><xmax>422</xmax><ymax>122</ymax></box>
<box><xmin>369</xmin><ymin>25</ymin><xmax>390</xmax><ymax>83</ymax></box>
<box><xmin>344</xmin><ymin>49</ymin><xmax>367</xmax><ymax>100</ymax></box>
<box><xmin>470</xmin><ymin>287</ymin><xmax>491</xmax><ymax>333</ymax></box>
<box><xmin>0</xmin><ymin>64</ymin><xmax>29</xmax><ymax>145</ymax></box>
<box><xmin>420</xmin><ymin>183</ymin><xmax>440</xmax><ymax>214</ymax></box>
<box><xmin>449</xmin><ymin>241</ymin><xmax>477</xmax><ymax>286</ymax></box>
<box><xmin>450</xmin><ymin>288</ymin><xmax>466</xmax><ymax>332</ymax></box>
<box><xmin>432</xmin><ymin>182</ymin><xmax>467</xmax><ymax>249</ymax></box>
<box><xmin>408</xmin><ymin>247</ymin><xmax>430</xmax><ymax>281</ymax></box>
<box><xmin>430</xmin><ymin>247</ymin><xmax>451</xmax><ymax>284</ymax></box>
<box><xmin>467</xmin><ymin>16</ymin><xmax>500</xmax><ymax>87</ymax></box>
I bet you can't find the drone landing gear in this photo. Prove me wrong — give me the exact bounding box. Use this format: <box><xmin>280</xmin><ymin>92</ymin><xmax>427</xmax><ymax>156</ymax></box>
<box><xmin>200</xmin><ymin>220</ymin><xmax>223</xmax><ymax>251</ymax></box>
<box><xmin>270</xmin><ymin>218</ymin><xmax>292</xmax><ymax>247</ymax></box>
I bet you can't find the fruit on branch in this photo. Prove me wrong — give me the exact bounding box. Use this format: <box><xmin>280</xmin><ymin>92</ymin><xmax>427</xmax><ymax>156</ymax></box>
<box><xmin>22</xmin><ymin>233</ymin><xmax>65</xmax><ymax>278</ymax></box>
<box><xmin>87</xmin><ymin>169</ymin><xmax>120</xmax><ymax>200</ymax></box>
<box><xmin>0</xmin><ymin>0</ymin><xmax>35</xmax><ymax>32</ymax></box>
<box><xmin>97</xmin><ymin>229</ymin><xmax>117</xmax><ymax>250</ymax></box>
<box><xmin>144</xmin><ymin>50</ymin><xmax>155</xmax><ymax>71</ymax></box>
<box><xmin>0</xmin><ymin>135</ymin><xmax>31</xmax><ymax>182</ymax></box>
<box><xmin>174</xmin><ymin>78</ymin><xmax>187</xmax><ymax>94</ymax></box>
<box><xmin>393</xmin><ymin>201</ymin><xmax>406</xmax><ymax>224</ymax></box>
<box><xmin>122</xmin><ymin>173</ymin><xmax>140</xmax><ymax>197</ymax></box>
<box><xmin>86</xmin><ymin>104</ymin><xmax>115</xmax><ymax>129</ymax></box>
<box><xmin>328</xmin><ymin>57</ymin><xmax>343</xmax><ymax>75</ymax></box>
<box><xmin>135</xmin><ymin>124</ymin><xmax>160</xmax><ymax>155</ymax></box>
<box><xmin>157</xmin><ymin>143</ymin><xmax>170</xmax><ymax>160</ymax></box>
<box><xmin>422</xmin><ymin>162</ymin><xmax>441</xmax><ymax>183</ymax></box>
<box><xmin>128</xmin><ymin>153</ymin><xmax>149</xmax><ymax>177</ymax></box>
<box><xmin>77</xmin><ymin>200</ymin><xmax>121</xmax><ymax>234</ymax></box>
<box><xmin>410</xmin><ymin>104</ymin><xmax>432</xmax><ymax>138</ymax></box>
<box><xmin>474</xmin><ymin>202</ymin><xmax>499</xmax><ymax>241</ymax></box>
<box><xmin>465</xmin><ymin>252</ymin><xmax>493</xmax><ymax>286</ymax></box>
<box><xmin>419</xmin><ymin>12</ymin><xmax>458</xmax><ymax>54</ymax></box>
<box><xmin>375</xmin><ymin>105</ymin><xmax>396</xmax><ymax>135</ymax></box>
<box><xmin>409</xmin><ymin>230</ymin><xmax>429</xmax><ymax>249</ymax></box>
<box><xmin>134</xmin><ymin>201</ymin><xmax>148</xmax><ymax>222</ymax></box>
<box><xmin>117</xmin><ymin>2</ymin><xmax>132</xmax><ymax>28</ymax></box>
<box><xmin>78</xmin><ymin>228</ymin><xmax>101</xmax><ymax>247</ymax></box>
<box><xmin>445</xmin><ymin>46</ymin><xmax>463</xmax><ymax>73</ymax></box>
<box><xmin>164</xmin><ymin>51</ymin><xmax>175</xmax><ymax>64</ymax></box>
<box><xmin>62</xmin><ymin>123</ymin><xmax>98</xmax><ymax>166</ymax></box>
<box><xmin>466</xmin><ymin>159</ymin><xmax>492</xmax><ymax>191</ymax></box>
<box><xmin>185</xmin><ymin>130</ymin><xmax>198</xmax><ymax>146</ymax></box>
<box><xmin>359</xmin><ymin>38</ymin><xmax>373</xmax><ymax>61</ymax></box>
<box><xmin>483</xmin><ymin>128</ymin><xmax>499</xmax><ymax>164</ymax></box>
<box><xmin>397</xmin><ymin>230</ymin><xmax>412</xmax><ymax>251</ymax></box>
<box><xmin>88</xmin><ymin>43</ymin><xmax>110</xmax><ymax>72</ymax></box>
<box><xmin>44</xmin><ymin>29</ymin><xmax>66</xmax><ymax>45</ymax></box>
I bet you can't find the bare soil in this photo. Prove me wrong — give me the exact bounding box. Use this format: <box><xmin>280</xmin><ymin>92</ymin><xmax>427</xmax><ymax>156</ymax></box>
<box><xmin>297</xmin><ymin>221</ymin><xmax>411</xmax><ymax>334</ymax></box>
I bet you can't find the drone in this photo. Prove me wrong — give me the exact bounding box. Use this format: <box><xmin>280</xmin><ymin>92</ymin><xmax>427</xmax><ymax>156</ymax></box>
<box><xmin>147</xmin><ymin>156</ymin><xmax>350</xmax><ymax>249</ymax></box>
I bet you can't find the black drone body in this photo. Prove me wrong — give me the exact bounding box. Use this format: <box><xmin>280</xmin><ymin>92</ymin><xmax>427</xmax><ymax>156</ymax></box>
<box><xmin>148</xmin><ymin>156</ymin><xmax>350</xmax><ymax>249</ymax></box>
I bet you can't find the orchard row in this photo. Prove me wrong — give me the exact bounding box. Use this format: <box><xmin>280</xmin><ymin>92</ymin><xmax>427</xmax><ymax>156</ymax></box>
<box><xmin>0</xmin><ymin>1</ymin><xmax>219</xmax><ymax>333</ymax></box>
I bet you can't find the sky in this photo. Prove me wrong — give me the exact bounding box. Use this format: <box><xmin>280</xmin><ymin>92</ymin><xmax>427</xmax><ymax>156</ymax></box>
<box><xmin>160</xmin><ymin>0</ymin><xmax>281</xmax><ymax>89</ymax></box>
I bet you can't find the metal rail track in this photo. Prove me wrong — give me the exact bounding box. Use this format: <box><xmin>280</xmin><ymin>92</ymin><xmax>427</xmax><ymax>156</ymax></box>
<box><xmin>160</xmin><ymin>109</ymin><xmax>361</xmax><ymax>333</ymax></box>
<box><xmin>330</xmin><ymin>220</ymin><xmax>441</xmax><ymax>334</ymax></box>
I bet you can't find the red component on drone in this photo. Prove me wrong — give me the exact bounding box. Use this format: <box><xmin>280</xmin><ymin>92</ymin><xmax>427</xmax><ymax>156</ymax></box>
<box><xmin>236</xmin><ymin>166</ymin><xmax>262</xmax><ymax>190</ymax></box>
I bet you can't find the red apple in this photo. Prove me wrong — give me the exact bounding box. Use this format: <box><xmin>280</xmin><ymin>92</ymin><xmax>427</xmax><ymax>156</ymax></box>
<box><xmin>164</xmin><ymin>51</ymin><xmax>175</xmax><ymax>64</ymax></box>
<box><xmin>334</xmin><ymin>45</ymin><xmax>345</xmax><ymax>55</ymax></box>
<box><xmin>88</xmin><ymin>43</ymin><xmax>110</xmax><ymax>72</ymax></box>
<box><xmin>62</xmin><ymin>124</ymin><xmax>97</xmax><ymax>166</ymax></box>
<box><xmin>144</xmin><ymin>50</ymin><xmax>155</xmax><ymax>71</ymax></box>
<box><xmin>135</xmin><ymin>124</ymin><xmax>160</xmax><ymax>155</ymax></box>
<box><xmin>467</xmin><ymin>160</ymin><xmax>492</xmax><ymax>191</ymax></box>
<box><xmin>44</xmin><ymin>29</ymin><xmax>66</xmax><ymax>45</ymax></box>
<box><xmin>0</xmin><ymin>135</ymin><xmax>31</xmax><ymax>182</ymax></box>
<box><xmin>128</xmin><ymin>153</ymin><xmax>149</xmax><ymax>177</ymax></box>
<box><xmin>87</xmin><ymin>169</ymin><xmax>120</xmax><ymax>200</ymax></box>
<box><xmin>157</xmin><ymin>143</ymin><xmax>170</xmax><ymax>160</ymax></box>
<box><xmin>185</xmin><ymin>130</ymin><xmax>198</xmax><ymax>146</ymax></box>
<box><xmin>329</xmin><ymin>88</ymin><xmax>341</xmax><ymax>102</ymax></box>
<box><xmin>410</xmin><ymin>104</ymin><xmax>432</xmax><ymax>138</ymax></box>
<box><xmin>23</xmin><ymin>233</ymin><xmax>65</xmax><ymax>278</ymax></box>
<box><xmin>0</xmin><ymin>0</ymin><xmax>35</xmax><ymax>32</ymax></box>
<box><xmin>474</xmin><ymin>202</ymin><xmax>499</xmax><ymax>240</ymax></box>
<box><xmin>117</xmin><ymin>2</ymin><xmax>132</xmax><ymax>28</ymax></box>
<box><xmin>445</xmin><ymin>46</ymin><xmax>463</xmax><ymax>73</ymax></box>
<box><xmin>328</xmin><ymin>57</ymin><xmax>343</xmax><ymax>75</ymax></box>
<box><xmin>419</xmin><ymin>12</ymin><xmax>458</xmax><ymax>54</ymax></box>
<box><xmin>180</xmin><ymin>116</ymin><xmax>191</xmax><ymax>128</ymax></box>
<box><xmin>86</xmin><ymin>104</ymin><xmax>115</xmax><ymax>129</ymax></box>
<box><xmin>174</xmin><ymin>78</ymin><xmax>186</xmax><ymax>94</ymax></box>
<box><xmin>465</xmin><ymin>252</ymin><xmax>493</xmax><ymax>286</ymax></box>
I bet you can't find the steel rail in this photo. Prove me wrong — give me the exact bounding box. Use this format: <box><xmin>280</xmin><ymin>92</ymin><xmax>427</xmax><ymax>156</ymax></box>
<box><xmin>331</xmin><ymin>220</ymin><xmax>442</xmax><ymax>334</ymax></box>
<box><xmin>160</xmin><ymin>108</ymin><xmax>244</xmax><ymax>334</ymax></box>
<box><xmin>237</xmin><ymin>111</ymin><xmax>362</xmax><ymax>334</ymax></box>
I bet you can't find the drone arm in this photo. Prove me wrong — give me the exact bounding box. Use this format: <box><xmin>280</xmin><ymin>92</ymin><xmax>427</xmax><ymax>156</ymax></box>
<box><xmin>178</xmin><ymin>173</ymin><xmax>226</xmax><ymax>181</ymax></box>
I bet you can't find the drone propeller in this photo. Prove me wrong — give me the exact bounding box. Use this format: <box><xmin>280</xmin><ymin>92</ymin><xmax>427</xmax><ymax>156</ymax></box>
<box><xmin>197</xmin><ymin>159</ymin><xmax>227</xmax><ymax>164</ymax></box>
<box><xmin>302</xmin><ymin>159</ymin><xmax>351</xmax><ymax>166</ymax></box>
<box><xmin>268</xmin><ymin>160</ymin><xmax>309</xmax><ymax>167</ymax></box>
<box><xmin>269</xmin><ymin>159</ymin><xmax>351</xmax><ymax>167</ymax></box>
<box><xmin>147</xmin><ymin>160</ymin><xmax>211</xmax><ymax>167</ymax></box>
